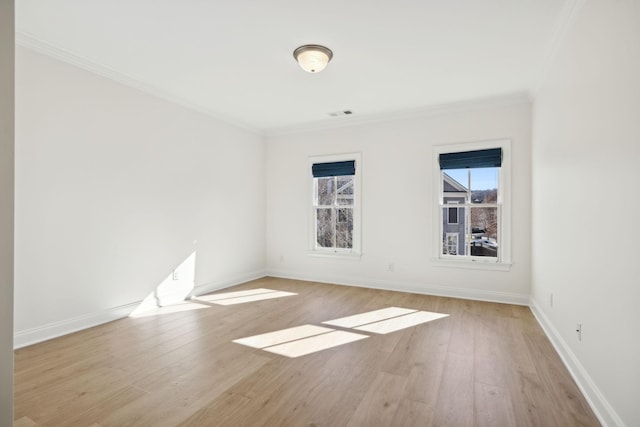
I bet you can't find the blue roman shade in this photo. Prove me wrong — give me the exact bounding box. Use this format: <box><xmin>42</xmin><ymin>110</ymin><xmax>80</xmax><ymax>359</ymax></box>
<box><xmin>439</xmin><ymin>148</ymin><xmax>502</xmax><ymax>170</ymax></box>
<box><xmin>312</xmin><ymin>160</ymin><xmax>356</xmax><ymax>177</ymax></box>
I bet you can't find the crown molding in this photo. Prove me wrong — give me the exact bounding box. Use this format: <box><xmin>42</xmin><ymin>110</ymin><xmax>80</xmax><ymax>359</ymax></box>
<box><xmin>530</xmin><ymin>0</ymin><xmax>587</xmax><ymax>98</ymax></box>
<box><xmin>265</xmin><ymin>92</ymin><xmax>531</xmax><ymax>138</ymax></box>
<box><xmin>15</xmin><ymin>30</ymin><xmax>264</xmax><ymax>136</ymax></box>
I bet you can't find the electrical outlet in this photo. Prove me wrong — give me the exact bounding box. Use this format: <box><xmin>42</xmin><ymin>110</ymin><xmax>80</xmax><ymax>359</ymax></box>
<box><xmin>550</xmin><ymin>292</ymin><xmax>554</xmax><ymax>307</ymax></box>
<box><xmin>172</xmin><ymin>270</ymin><xmax>179</xmax><ymax>281</ymax></box>
<box><xmin>388</xmin><ymin>263</ymin><xmax>395</xmax><ymax>272</ymax></box>
<box><xmin>576</xmin><ymin>323</ymin><xmax>582</xmax><ymax>341</ymax></box>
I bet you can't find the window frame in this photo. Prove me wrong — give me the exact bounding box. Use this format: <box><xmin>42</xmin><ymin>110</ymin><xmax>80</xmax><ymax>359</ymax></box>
<box><xmin>432</xmin><ymin>139</ymin><xmax>512</xmax><ymax>271</ymax></box>
<box><xmin>309</xmin><ymin>153</ymin><xmax>362</xmax><ymax>258</ymax></box>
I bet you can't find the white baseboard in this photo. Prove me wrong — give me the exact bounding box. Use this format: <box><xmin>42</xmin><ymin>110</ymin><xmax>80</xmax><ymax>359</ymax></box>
<box><xmin>14</xmin><ymin>269</ymin><xmax>267</xmax><ymax>349</ymax></box>
<box><xmin>14</xmin><ymin>301</ymin><xmax>140</xmax><ymax>349</ymax></box>
<box><xmin>529</xmin><ymin>298</ymin><xmax>624</xmax><ymax>427</ymax></box>
<box><xmin>266</xmin><ymin>269</ymin><xmax>529</xmax><ymax>306</ymax></box>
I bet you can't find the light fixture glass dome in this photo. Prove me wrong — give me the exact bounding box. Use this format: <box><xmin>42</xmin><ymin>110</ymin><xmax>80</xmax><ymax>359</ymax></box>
<box><xmin>293</xmin><ymin>45</ymin><xmax>333</xmax><ymax>73</ymax></box>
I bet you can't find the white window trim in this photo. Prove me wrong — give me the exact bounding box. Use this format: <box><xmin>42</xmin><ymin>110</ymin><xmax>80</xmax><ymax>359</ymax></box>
<box><xmin>308</xmin><ymin>152</ymin><xmax>362</xmax><ymax>259</ymax></box>
<box><xmin>432</xmin><ymin>139</ymin><xmax>512</xmax><ymax>271</ymax></box>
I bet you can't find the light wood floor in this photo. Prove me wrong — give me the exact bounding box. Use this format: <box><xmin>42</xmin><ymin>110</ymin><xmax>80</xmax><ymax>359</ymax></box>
<box><xmin>14</xmin><ymin>277</ymin><xmax>600</xmax><ymax>426</ymax></box>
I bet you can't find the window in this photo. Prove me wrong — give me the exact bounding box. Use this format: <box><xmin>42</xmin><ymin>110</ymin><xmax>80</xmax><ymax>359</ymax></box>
<box><xmin>433</xmin><ymin>140</ymin><xmax>511</xmax><ymax>269</ymax></box>
<box><xmin>447</xmin><ymin>201</ymin><xmax>459</xmax><ymax>224</ymax></box>
<box><xmin>315</xmin><ymin>175</ymin><xmax>354</xmax><ymax>249</ymax></box>
<box><xmin>310</xmin><ymin>154</ymin><xmax>361</xmax><ymax>256</ymax></box>
<box><xmin>445</xmin><ymin>233</ymin><xmax>459</xmax><ymax>255</ymax></box>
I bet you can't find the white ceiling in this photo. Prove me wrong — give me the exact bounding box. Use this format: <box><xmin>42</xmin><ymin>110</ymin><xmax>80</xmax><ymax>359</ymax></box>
<box><xmin>16</xmin><ymin>0</ymin><xmax>571</xmax><ymax>133</ymax></box>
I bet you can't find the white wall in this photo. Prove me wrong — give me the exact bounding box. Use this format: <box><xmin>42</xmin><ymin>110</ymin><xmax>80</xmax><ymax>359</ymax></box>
<box><xmin>531</xmin><ymin>1</ymin><xmax>640</xmax><ymax>426</ymax></box>
<box><xmin>0</xmin><ymin>0</ymin><xmax>14</xmax><ymax>423</ymax></box>
<box><xmin>266</xmin><ymin>101</ymin><xmax>532</xmax><ymax>304</ymax></box>
<box><xmin>14</xmin><ymin>47</ymin><xmax>266</xmax><ymax>345</ymax></box>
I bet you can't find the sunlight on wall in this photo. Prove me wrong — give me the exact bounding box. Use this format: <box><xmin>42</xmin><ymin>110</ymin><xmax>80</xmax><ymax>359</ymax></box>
<box><xmin>130</xmin><ymin>251</ymin><xmax>197</xmax><ymax>318</ymax></box>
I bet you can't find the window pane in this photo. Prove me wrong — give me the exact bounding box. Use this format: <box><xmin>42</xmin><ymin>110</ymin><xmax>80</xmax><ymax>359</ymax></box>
<box><xmin>443</xmin><ymin>233</ymin><xmax>459</xmax><ymax>255</ymax></box>
<box><xmin>336</xmin><ymin>208</ymin><xmax>353</xmax><ymax>249</ymax></box>
<box><xmin>316</xmin><ymin>177</ymin><xmax>335</xmax><ymax>205</ymax></box>
<box><xmin>470</xmin><ymin>168</ymin><xmax>498</xmax><ymax>203</ymax></box>
<box><xmin>442</xmin><ymin>169</ymin><xmax>468</xmax><ymax>196</ymax></box>
<box><xmin>447</xmin><ymin>207</ymin><xmax>458</xmax><ymax>224</ymax></box>
<box><xmin>442</xmin><ymin>208</ymin><xmax>465</xmax><ymax>256</ymax></box>
<box><xmin>316</xmin><ymin>208</ymin><xmax>334</xmax><ymax>248</ymax></box>
<box><xmin>336</xmin><ymin>176</ymin><xmax>354</xmax><ymax>205</ymax></box>
<box><xmin>470</xmin><ymin>207</ymin><xmax>498</xmax><ymax>257</ymax></box>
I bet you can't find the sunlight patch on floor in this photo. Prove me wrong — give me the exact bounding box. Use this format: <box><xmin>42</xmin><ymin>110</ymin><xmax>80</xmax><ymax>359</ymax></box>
<box><xmin>233</xmin><ymin>324</ymin><xmax>333</xmax><ymax>349</ymax></box>
<box><xmin>354</xmin><ymin>310</ymin><xmax>449</xmax><ymax>334</ymax></box>
<box><xmin>129</xmin><ymin>300</ymin><xmax>209</xmax><ymax>318</ymax></box>
<box><xmin>233</xmin><ymin>306</ymin><xmax>448</xmax><ymax>358</ymax></box>
<box><xmin>194</xmin><ymin>288</ymin><xmax>277</xmax><ymax>301</ymax></box>
<box><xmin>263</xmin><ymin>330</ymin><xmax>369</xmax><ymax>358</ymax></box>
<box><xmin>234</xmin><ymin>325</ymin><xmax>368</xmax><ymax>358</ymax></box>
<box><xmin>323</xmin><ymin>307</ymin><xmax>418</xmax><ymax>328</ymax></box>
<box><xmin>323</xmin><ymin>307</ymin><xmax>449</xmax><ymax>334</ymax></box>
<box><xmin>193</xmin><ymin>289</ymin><xmax>297</xmax><ymax>305</ymax></box>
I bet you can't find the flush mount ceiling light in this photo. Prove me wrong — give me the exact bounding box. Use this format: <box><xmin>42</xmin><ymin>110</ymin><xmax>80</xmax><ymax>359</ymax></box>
<box><xmin>293</xmin><ymin>44</ymin><xmax>333</xmax><ymax>73</ymax></box>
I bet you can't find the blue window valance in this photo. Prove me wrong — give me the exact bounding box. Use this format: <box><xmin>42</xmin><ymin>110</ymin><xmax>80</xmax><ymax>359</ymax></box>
<box><xmin>439</xmin><ymin>148</ymin><xmax>502</xmax><ymax>170</ymax></box>
<box><xmin>312</xmin><ymin>160</ymin><xmax>356</xmax><ymax>177</ymax></box>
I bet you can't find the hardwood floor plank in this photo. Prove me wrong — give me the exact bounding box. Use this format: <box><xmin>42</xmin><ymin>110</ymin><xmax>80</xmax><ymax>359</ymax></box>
<box><xmin>55</xmin><ymin>385</ymin><xmax>147</xmax><ymax>427</ymax></box>
<box><xmin>14</xmin><ymin>365</ymin><xmax>132</xmax><ymax>425</ymax></box>
<box><xmin>522</xmin><ymin>329</ymin><xmax>600</xmax><ymax>426</ymax></box>
<box><xmin>346</xmin><ymin>372</ymin><xmax>408</xmax><ymax>427</ymax></box>
<box><xmin>403</xmin><ymin>355</ymin><xmax>446</xmax><ymax>407</ymax></box>
<box><xmin>177</xmin><ymin>391</ymin><xmax>251</xmax><ymax>427</ymax></box>
<box><xmin>474</xmin><ymin>382</ymin><xmax>517</xmax><ymax>427</ymax></box>
<box><xmin>99</xmin><ymin>351</ymin><xmax>270</xmax><ymax>426</ymax></box>
<box><xmin>306</xmin><ymin>341</ymin><xmax>392</xmax><ymax>425</ymax></box>
<box><xmin>474</xmin><ymin>315</ymin><xmax>514</xmax><ymax>388</ymax></box>
<box><xmin>13</xmin><ymin>417</ymin><xmax>40</xmax><ymax>427</ymax></box>
<box><xmin>391</xmin><ymin>399</ymin><xmax>435</xmax><ymax>427</ymax></box>
<box><xmin>433</xmin><ymin>351</ymin><xmax>475</xmax><ymax>427</ymax></box>
<box><xmin>219</xmin><ymin>350</ymin><xmax>336</xmax><ymax>426</ymax></box>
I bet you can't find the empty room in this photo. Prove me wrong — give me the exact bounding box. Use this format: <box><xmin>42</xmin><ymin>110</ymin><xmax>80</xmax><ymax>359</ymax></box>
<box><xmin>1</xmin><ymin>0</ymin><xmax>639</xmax><ymax>426</ymax></box>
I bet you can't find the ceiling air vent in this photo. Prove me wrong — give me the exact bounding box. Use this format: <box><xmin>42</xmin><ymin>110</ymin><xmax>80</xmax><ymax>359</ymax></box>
<box><xmin>328</xmin><ymin>110</ymin><xmax>354</xmax><ymax>117</ymax></box>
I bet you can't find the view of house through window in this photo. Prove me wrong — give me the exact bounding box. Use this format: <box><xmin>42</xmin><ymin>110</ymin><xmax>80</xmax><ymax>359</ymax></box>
<box><xmin>441</xmin><ymin>166</ymin><xmax>500</xmax><ymax>259</ymax></box>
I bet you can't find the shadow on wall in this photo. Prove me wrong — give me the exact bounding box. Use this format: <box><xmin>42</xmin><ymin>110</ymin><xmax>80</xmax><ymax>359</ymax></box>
<box><xmin>129</xmin><ymin>251</ymin><xmax>198</xmax><ymax>318</ymax></box>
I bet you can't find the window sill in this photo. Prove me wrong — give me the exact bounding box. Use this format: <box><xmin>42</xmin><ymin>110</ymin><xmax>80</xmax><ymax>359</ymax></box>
<box><xmin>431</xmin><ymin>257</ymin><xmax>512</xmax><ymax>272</ymax></box>
<box><xmin>308</xmin><ymin>250</ymin><xmax>362</xmax><ymax>260</ymax></box>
